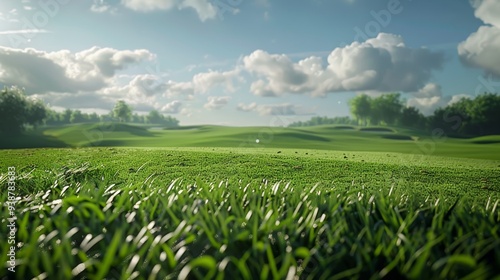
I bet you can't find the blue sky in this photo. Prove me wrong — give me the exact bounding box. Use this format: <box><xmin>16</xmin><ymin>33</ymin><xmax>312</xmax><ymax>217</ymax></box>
<box><xmin>0</xmin><ymin>0</ymin><xmax>499</xmax><ymax>126</ymax></box>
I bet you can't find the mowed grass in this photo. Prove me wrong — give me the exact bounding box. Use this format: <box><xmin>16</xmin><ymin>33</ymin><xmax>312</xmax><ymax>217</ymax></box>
<box><xmin>3</xmin><ymin>123</ymin><xmax>498</xmax><ymax>160</ymax></box>
<box><xmin>1</xmin><ymin>147</ymin><xmax>500</xmax><ymax>279</ymax></box>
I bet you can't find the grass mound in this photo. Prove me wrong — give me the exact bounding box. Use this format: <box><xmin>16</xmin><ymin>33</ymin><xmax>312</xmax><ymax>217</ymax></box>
<box><xmin>89</xmin><ymin>123</ymin><xmax>154</xmax><ymax>137</ymax></box>
<box><xmin>470</xmin><ymin>135</ymin><xmax>500</xmax><ymax>144</ymax></box>
<box><xmin>359</xmin><ymin>127</ymin><xmax>396</xmax><ymax>133</ymax></box>
<box><xmin>275</xmin><ymin>132</ymin><xmax>331</xmax><ymax>142</ymax></box>
<box><xmin>1</xmin><ymin>168</ymin><xmax>498</xmax><ymax>279</ymax></box>
<box><xmin>332</xmin><ymin>125</ymin><xmax>356</xmax><ymax>130</ymax></box>
<box><xmin>382</xmin><ymin>134</ymin><xmax>414</xmax><ymax>141</ymax></box>
<box><xmin>164</xmin><ymin>125</ymin><xmax>206</xmax><ymax>130</ymax></box>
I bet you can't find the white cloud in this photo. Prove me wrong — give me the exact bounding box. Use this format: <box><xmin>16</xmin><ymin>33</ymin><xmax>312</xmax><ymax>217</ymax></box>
<box><xmin>458</xmin><ymin>0</ymin><xmax>500</xmax><ymax>78</ymax></box>
<box><xmin>406</xmin><ymin>83</ymin><xmax>473</xmax><ymax>115</ymax></box>
<box><xmin>0</xmin><ymin>46</ymin><xmax>154</xmax><ymax>94</ymax></box>
<box><xmin>236</xmin><ymin>102</ymin><xmax>258</xmax><ymax>112</ymax></box>
<box><xmin>161</xmin><ymin>100</ymin><xmax>183</xmax><ymax>114</ymax></box>
<box><xmin>178</xmin><ymin>0</ymin><xmax>218</xmax><ymax>22</ymax></box>
<box><xmin>407</xmin><ymin>83</ymin><xmax>445</xmax><ymax>115</ymax></box>
<box><xmin>204</xmin><ymin>96</ymin><xmax>231</xmax><ymax>110</ymax></box>
<box><xmin>471</xmin><ymin>0</ymin><xmax>500</xmax><ymax>27</ymax></box>
<box><xmin>192</xmin><ymin>69</ymin><xmax>242</xmax><ymax>93</ymax></box>
<box><xmin>120</xmin><ymin>0</ymin><xmax>218</xmax><ymax>21</ymax></box>
<box><xmin>91</xmin><ymin>0</ymin><xmax>114</xmax><ymax>13</ymax></box>
<box><xmin>448</xmin><ymin>94</ymin><xmax>471</xmax><ymax>105</ymax></box>
<box><xmin>243</xmin><ymin>33</ymin><xmax>444</xmax><ymax>97</ymax></box>
<box><xmin>0</xmin><ymin>29</ymin><xmax>50</xmax><ymax>35</ymax></box>
<box><xmin>121</xmin><ymin>0</ymin><xmax>176</xmax><ymax>11</ymax></box>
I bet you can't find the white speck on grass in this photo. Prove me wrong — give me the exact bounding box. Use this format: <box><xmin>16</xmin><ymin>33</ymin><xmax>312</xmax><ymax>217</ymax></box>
<box><xmin>256</xmin><ymin>139</ymin><xmax>260</xmax><ymax>143</ymax></box>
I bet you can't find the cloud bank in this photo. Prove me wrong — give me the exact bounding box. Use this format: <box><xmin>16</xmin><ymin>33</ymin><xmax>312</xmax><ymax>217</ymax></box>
<box><xmin>243</xmin><ymin>33</ymin><xmax>444</xmax><ymax>97</ymax></box>
<box><xmin>458</xmin><ymin>0</ymin><xmax>500</xmax><ymax>78</ymax></box>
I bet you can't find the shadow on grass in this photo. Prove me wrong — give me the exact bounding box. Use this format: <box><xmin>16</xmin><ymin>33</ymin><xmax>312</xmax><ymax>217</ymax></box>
<box><xmin>381</xmin><ymin>134</ymin><xmax>414</xmax><ymax>141</ymax></box>
<box><xmin>470</xmin><ymin>140</ymin><xmax>500</xmax><ymax>144</ymax></box>
<box><xmin>88</xmin><ymin>140</ymin><xmax>127</xmax><ymax>147</ymax></box>
<box><xmin>0</xmin><ymin>131</ymin><xmax>69</xmax><ymax>149</ymax></box>
<box><xmin>359</xmin><ymin>127</ymin><xmax>395</xmax><ymax>133</ymax></box>
<box><xmin>92</xmin><ymin>123</ymin><xmax>155</xmax><ymax>137</ymax></box>
<box><xmin>277</xmin><ymin>132</ymin><xmax>331</xmax><ymax>142</ymax></box>
<box><xmin>164</xmin><ymin>125</ymin><xmax>204</xmax><ymax>131</ymax></box>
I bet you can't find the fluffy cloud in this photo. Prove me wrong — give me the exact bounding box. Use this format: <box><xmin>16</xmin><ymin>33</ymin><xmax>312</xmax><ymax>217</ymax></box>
<box><xmin>406</xmin><ymin>83</ymin><xmax>446</xmax><ymax>115</ymax></box>
<box><xmin>237</xmin><ymin>102</ymin><xmax>314</xmax><ymax>116</ymax></box>
<box><xmin>236</xmin><ymin>102</ymin><xmax>258</xmax><ymax>112</ymax></box>
<box><xmin>458</xmin><ymin>0</ymin><xmax>500</xmax><ymax>78</ymax></box>
<box><xmin>406</xmin><ymin>83</ymin><xmax>472</xmax><ymax>115</ymax></box>
<box><xmin>243</xmin><ymin>33</ymin><xmax>444</xmax><ymax>97</ymax></box>
<box><xmin>204</xmin><ymin>96</ymin><xmax>231</xmax><ymax>110</ymax></box>
<box><xmin>33</xmin><ymin>92</ymin><xmax>116</xmax><ymax>111</ymax></box>
<box><xmin>0</xmin><ymin>46</ymin><xmax>154</xmax><ymax>94</ymax></box>
<box><xmin>161</xmin><ymin>100</ymin><xmax>183</xmax><ymax>114</ymax></box>
<box><xmin>121</xmin><ymin>0</ymin><xmax>218</xmax><ymax>21</ymax></box>
<box><xmin>192</xmin><ymin>69</ymin><xmax>242</xmax><ymax>94</ymax></box>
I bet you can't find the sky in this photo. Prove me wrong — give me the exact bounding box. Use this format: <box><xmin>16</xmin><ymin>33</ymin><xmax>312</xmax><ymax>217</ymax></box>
<box><xmin>0</xmin><ymin>0</ymin><xmax>499</xmax><ymax>126</ymax></box>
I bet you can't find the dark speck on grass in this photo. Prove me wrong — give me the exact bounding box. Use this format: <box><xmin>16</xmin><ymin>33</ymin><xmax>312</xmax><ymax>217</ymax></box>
<box><xmin>277</xmin><ymin>151</ymin><xmax>282</xmax><ymax>154</ymax></box>
<box><xmin>305</xmin><ymin>153</ymin><xmax>308</xmax><ymax>155</ymax></box>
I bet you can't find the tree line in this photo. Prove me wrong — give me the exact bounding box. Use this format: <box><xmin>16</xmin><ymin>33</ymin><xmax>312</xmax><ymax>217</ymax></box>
<box><xmin>289</xmin><ymin>92</ymin><xmax>500</xmax><ymax>137</ymax></box>
<box><xmin>288</xmin><ymin>116</ymin><xmax>356</xmax><ymax>127</ymax></box>
<box><xmin>0</xmin><ymin>86</ymin><xmax>179</xmax><ymax>134</ymax></box>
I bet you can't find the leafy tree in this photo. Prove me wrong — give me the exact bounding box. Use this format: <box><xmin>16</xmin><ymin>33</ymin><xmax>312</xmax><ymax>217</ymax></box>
<box><xmin>70</xmin><ymin>110</ymin><xmax>86</xmax><ymax>123</ymax></box>
<box><xmin>112</xmin><ymin>100</ymin><xmax>132</xmax><ymax>122</ymax></box>
<box><xmin>147</xmin><ymin>110</ymin><xmax>164</xmax><ymax>124</ymax></box>
<box><xmin>26</xmin><ymin>99</ymin><xmax>47</xmax><ymax>129</ymax></box>
<box><xmin>288</xmin><ymin>116</ymin><xmax>355</xmax><ymax>127</ymax></box>
<box><xmin>349</xmin><ymin>94</ymin><xmax>372</xmax><ymax>126</ymax></box>
<box><xmin>163</xmin><ymin>115</ymin><xmax>180</xmax><ymax>127</ymax></box>
<box><xmin>400</xmin><ymin>106</ymin><xmax>425</xmax><ymax>129</ymax></box>
<box><xmin>60</xmin><ymin>109</ymin><xmax>72</xmax><ymax>124</ymax></box>
<box><xmin>44</xmin><ymin>110</ymin><xmax>61</xmax><ymax>126</ymax></box>
<box><xmin>370</xmin><ymin>93</ymin><xmax>403</xmax><ymax>126</ymax></box>
<box><xmin>0</xmin><ymin>86</ymin><xmax>29</xmax><ymax>134</ymax></box>
<box><xmin>88</xmin><ymin>112</ymin><xmax>100</xmax><ymax>123</ymax></box>
<box><xmin>0</xmin><ymin>86</ymin><xmax>47</xmax><ymax>134</ymax></box>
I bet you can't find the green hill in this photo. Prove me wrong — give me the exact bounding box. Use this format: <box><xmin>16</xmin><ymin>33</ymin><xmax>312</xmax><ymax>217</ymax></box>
<box><xmin>3</xmin><ymin>123</ymin><xmax>500</xmax><ymax>160</ymax></box>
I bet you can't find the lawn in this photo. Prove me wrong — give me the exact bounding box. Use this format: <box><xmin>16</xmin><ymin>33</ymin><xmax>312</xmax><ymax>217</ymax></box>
<box><xmin>1</xmin><ymin>124</ymin><xmax>500</xmax><ymax>279</ymax></box>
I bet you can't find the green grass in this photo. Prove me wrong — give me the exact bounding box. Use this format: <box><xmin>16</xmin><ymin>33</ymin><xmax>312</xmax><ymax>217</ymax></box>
<box><xmin>1</xmin><ymin>123</ymin><xmax>500</xmax><ymax>278</ymax></box>
<box><xmin>0</xmin><ymin>147</ymin><xmax>499</xmax><ymax>279</ymax></box>
<box><xmin>3</xmin><ymin>123</ymin><xmax>498</xmax><ymax>160</ymax></box>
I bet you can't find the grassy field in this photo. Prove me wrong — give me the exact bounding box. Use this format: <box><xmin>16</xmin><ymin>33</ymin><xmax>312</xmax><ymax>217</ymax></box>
<box><xmin>1</xmin><ymin>123</ymin><xmax>500</xmax><ymax>279</ymax></box>
<box><xmin>2</xmin><ymin>123</ymin><xmax>500</xmax><ymax>160</ymax></box>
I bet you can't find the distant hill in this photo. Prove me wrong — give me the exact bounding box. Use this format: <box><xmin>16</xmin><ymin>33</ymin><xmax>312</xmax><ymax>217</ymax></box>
<box><xmin>2</xmin><ymin>123</ymin><xmax>500</xmax><ymax>160</ymax></box>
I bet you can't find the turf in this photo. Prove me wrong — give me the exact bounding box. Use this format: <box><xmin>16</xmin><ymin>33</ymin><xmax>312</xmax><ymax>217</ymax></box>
<box><xmin>1</xmin><ymin>147</ymin><xmax>499</xmax><ymax>279</ymax></box>
<box><xmin>3</xmin><ymin>123</ymin><xmax>499</xmax><ymax>160</ymax></box>
<box><xmin>1</xmin><ymin>123</ymin><xmax>500</xmax><ymax>279</ymax></box>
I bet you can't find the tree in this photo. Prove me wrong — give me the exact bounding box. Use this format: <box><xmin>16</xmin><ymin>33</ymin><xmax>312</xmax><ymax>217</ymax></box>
<box><xmin>60</xmin><ymin>109</ymin><xmax>72</xmax><ymax>124</ymax></box>
<box><xmin>147</xmin><ymin>110</ymin><xmax>164</xmax><ymax>124</ymax></box>
<box><xmin>70</xmin><ymin>110</ymin><xmax>85</xmax><ymax>123</ymax></box>
<box><xmin>25</xmin><ymin>99</ymin><xmax>47</xmax><ymax>129</ymax></box>
<box><xmin>370</xmin><ymin>93</ymin><xmax>403</xmax><ymax>126</ymax></box>
<box><xmin>88</xmin><ymin>113</ymin><xmax>100</xmax><ymax>123</ymax></box>
<box><xmin>112</xmin><ymin>100</ymin><xmax>132</xmax><ymax>122</ymax></box>
<box><xmin>163</xmin><ymin>115</ymin><xmax>180</xmax><ymax>127</ymax></box>
<box><xmin>400</xmin><ymin>106</ymin><xmax>425</xmax><ymax>129</ymax></box>
<box><xmin>0</xmin><ymin>86</ymin><xmax>47</xmax><ymax>134</ymax></box>
<box><xmin>0</xmin><ymin>86</ymin><xmax>29</xmax><ymax>134</ymax></box>
<box><xmin>349</xmin><ymin>94</ymin><xmax>371</xmax><ymax>126</ymax></box>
